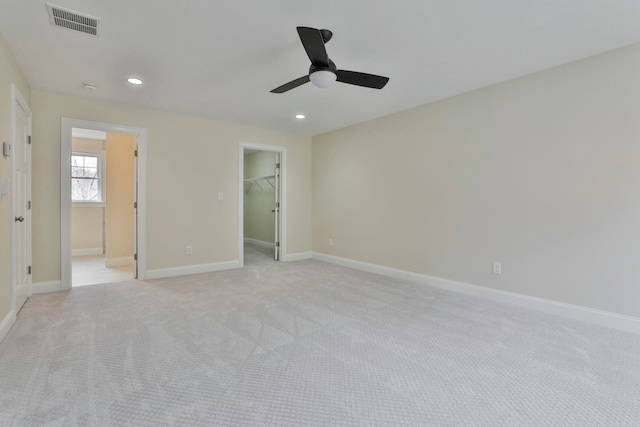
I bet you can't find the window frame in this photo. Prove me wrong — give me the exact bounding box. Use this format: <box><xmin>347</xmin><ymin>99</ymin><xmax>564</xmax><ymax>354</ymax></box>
<box><xmin>71</xmin><ymin>149</ymin><xmax>106</xmax><ymax>207</ymax></box>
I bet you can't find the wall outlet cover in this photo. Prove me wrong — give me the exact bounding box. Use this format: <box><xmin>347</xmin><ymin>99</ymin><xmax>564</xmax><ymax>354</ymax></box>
<box><xmin>492</xmin><ymin>262</ymin><xmax>502</xmax><ymax>275</ymax></box>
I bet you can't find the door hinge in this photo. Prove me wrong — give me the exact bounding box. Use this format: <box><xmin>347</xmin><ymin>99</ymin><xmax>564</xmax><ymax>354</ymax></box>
<box><xmin>27</xmin><ymin>136</ymin><xmax>31</xmax><ymax>145</ymax></box>
<box><xmin>275</xmin><ymin>163</ymin><xmax>280</xmax><ymax>168</ymax></box>
<box><xmin>134</xmin><ymin>201</ymin><xmax>137</xmax><ymax>209</ymax></box>
<box><xmin>134</xmin><ymin>150</ymin><xmax>138</xmax><ymax>157</ymax></box>
<box><xmin>134</xmin><ymin>254</ymin><xmax>137</xmax><ymax>261</ymax></box>
<box><xmin>27</xmin><ymin>266</ymin><xmax>31</xmax><ymax>275</ymax></box>
<box><xmin>276</xmin><ymin>202</ymin><xmax>280</xmax><ymax>208</ymax></box>
<box><xmin>27</xmin><ymin>201</ymin><xmax>31</xmax><ymax>210</ymax></box>
<box><xmin>275</xmin><ymin>242</ymin><xmax>280</xmax><ymax>247</ymax></box>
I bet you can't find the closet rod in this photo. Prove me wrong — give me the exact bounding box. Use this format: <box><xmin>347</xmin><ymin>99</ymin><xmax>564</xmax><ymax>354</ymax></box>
<box><xmin>244</xmin><ymin>175</ymin><xmax>275</xmax><ymax>191</ymax></box>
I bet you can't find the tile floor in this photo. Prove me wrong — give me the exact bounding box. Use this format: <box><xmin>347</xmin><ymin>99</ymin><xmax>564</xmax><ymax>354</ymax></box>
<box><xmin>72</xmin><ymin>255</ymin><xmax>133</xmax><ymax>287</ymax></box>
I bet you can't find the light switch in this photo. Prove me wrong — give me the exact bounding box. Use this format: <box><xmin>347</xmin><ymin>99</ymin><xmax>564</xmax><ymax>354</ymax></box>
<box><xmin>0</xmin><ymin>180</ymin><xmax>10</xmax><ymax>196</ymax></box>
<box><xmin>218</xmin><ymin>192</ymin><xmax>224</xmax><ymax>200</ymax></box>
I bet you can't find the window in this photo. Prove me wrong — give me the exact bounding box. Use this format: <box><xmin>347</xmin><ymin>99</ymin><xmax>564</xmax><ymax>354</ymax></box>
<box><xmin>71</xmin><ymin>152</ymin><xmax>103</xmax><ymax>203</ymax></box>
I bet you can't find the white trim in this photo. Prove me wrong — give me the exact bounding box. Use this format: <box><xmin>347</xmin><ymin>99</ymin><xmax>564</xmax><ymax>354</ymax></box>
<box><xmin>105</xmin><ymin>257</ymin><xmax>133</xmax><ymax>267</ymax></box>
<box><xmin>239</xmin><ymin>142</ymin><xmax>288</xmax><ymax>267</ymax></box>
<box><xmin>283</xmin><ymin>252</ymin><xmax>313</xmax><ymax>262</ymax></box>
<box><xmin>10</xmin><ymin>84</ymin><xmax>32</xmax><ymax>317</ymax></box>
<box><xmin>312</xmin><ymin>252</ymin><xmax>640</xmax><ymax>335</ymax></box>
<box><xmin>72</xmin><ymin>128</ymin><xmax>106</xmax><ymax>140</ymax></box>
<box><xmin>72</xmin><ymin>248</ymin><xmax>103</xmax><ymax>256</ymax></box>
<box><xmin>72</xmin><ymin>202</ymin><xmax>105</xmax><ymax>208</ymax></box>
<box><xmin>0</xmin><ymin>310</ymin><xmax>16</xmax><ymax>344</ymax></box>
<box><xmin>244</xmin><ymin>238</ymin><xmax>274</xmax><ymax>248</ymax></box>
<box><xmin>61</xmin><ymin>119</ymin><xmax>148</xmax><ymax>291</ymax></box>
<box><xmin>32</xmin><ymin>281</ymin><xmax>63</xmax><ymax>294</ymax></box>
<box><xmin>145</xmin><ymin>260</ymin><xmax>242</xmax><ymax>280</ymax></box>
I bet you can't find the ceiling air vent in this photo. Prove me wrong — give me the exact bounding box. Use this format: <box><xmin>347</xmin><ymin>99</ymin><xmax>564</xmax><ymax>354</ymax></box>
<box><xmin>47</xmin><ymin>4</ymin><xmax>100</xmax><ymax>37</ymax></box>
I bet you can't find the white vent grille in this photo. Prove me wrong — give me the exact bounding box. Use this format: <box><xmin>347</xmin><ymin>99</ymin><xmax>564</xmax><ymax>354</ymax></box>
<box><xmin>47</xmin><ymin>4</ymin><xmax>100</xmax><ymax>37</ymax></box>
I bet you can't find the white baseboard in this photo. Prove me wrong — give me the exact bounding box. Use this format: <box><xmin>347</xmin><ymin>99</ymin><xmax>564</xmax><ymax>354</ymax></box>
<box><xmin>0</xmin><ymin>309</ymin><xmax>16</xmax><ymax>344</ymax></box>
<box><xmin>283</xmin><ymin>252</ymin><xmax>313</xmax><ymax>262</ymax></box>
<box><xmin>244</xmin><ymin>238</ymin><xmax>275</xmax><ymax>248</ymax></box>
<box><xmin>72</xmin><ymin>248</ymin><xmax>103</xmax><ymax>256</ymax></box>
<box><xmin>312</xmin><ymin>252</ymin><xmax>640</xmax><ymax>335</ymax></box>
<box><xmin>105</xmin><ymin>257</ymin><xmax>133</xmax><ymax>267</ymax></box>
<box><xmin>32</xmin><ymin>280</ymin><xmax>63</xmax><ymax>294</ymax></box>
<box><xmin>145</xmin><ymin>260</ymin><xmax>242</xmax><ymax>280</ymax></box>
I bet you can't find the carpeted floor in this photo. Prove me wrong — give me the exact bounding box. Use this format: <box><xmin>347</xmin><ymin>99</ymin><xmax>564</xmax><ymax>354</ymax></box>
<box><xmin>1</xmin><ymin>244</ymin><xmax>639</xmax><ymax>426</ymax></box>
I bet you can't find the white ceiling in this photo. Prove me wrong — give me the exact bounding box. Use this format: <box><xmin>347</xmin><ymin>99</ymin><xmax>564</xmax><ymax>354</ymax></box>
<box><xmin>1</xmin><ymin>1</ymin><xmax>639</xmax><ymax>136</ymax></box>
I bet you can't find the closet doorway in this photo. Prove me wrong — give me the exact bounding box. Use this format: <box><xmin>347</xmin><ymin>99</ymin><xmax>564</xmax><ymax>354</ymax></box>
<box><xmin>238</xmin><ymin>142</ymin><xmax>287</xmax><ymax>266</ymax></box>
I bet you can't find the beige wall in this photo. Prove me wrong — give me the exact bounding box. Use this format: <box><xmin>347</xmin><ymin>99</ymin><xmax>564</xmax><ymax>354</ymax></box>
<box><xmin>312</xmin><ymin>43</ymin><xmax>640</xmax><ymax>318</ymax></box>
<box><xmin>72</xmin><ymin>137</ymin><xmax>103</xmax><ymax>151</ymax></box>
<box><xmin>31</xmin><ymin>91</ymin><xmax>312</xmax><ymax>282</ymax></box>
<box><xmin>71</xmin><ymin>208</ymin><xmax>103</xmax><ymax>251</ymax></box>
<box><xmin>105</xmin><ymin>133</ymin><xmax>135</xmax><ymax>260</ymax></box>
<box><xmin>244</xmin><ymin>151</ymin><xmax>277</xmax><ymax>243</ymax></box>
<box><xmin>0</xmin><ymin>35</ymin><xmax>31</xmax><ymax>321</ymax></box>
<box><xmin>71</xmin><ymin>138</ymin><xmax>104</xmax><ymax>252</ymax></box>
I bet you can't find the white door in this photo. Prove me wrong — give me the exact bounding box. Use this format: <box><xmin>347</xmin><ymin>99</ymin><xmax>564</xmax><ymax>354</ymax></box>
<box><xmin>274</xmin><ymin>153</ymin><xmax>280</xmax><ymax>261</ymax></box>
<box><xmin>13</xmin><ymin>93</ymin><xmax>32</xmax><ymax>312</ymax></box>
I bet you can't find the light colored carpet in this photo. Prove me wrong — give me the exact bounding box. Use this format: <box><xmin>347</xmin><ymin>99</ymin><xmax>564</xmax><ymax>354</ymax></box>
<box><xmin>1</xmin><ymin>244</ymin><xmax>639</xmax><ymax>426</ymax></box>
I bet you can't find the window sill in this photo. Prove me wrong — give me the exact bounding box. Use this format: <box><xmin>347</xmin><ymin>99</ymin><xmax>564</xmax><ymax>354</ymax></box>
<box><xmin>72</xmin><ymin>202</ymin><xmax>105</xmax><ymax>208</ymax></box>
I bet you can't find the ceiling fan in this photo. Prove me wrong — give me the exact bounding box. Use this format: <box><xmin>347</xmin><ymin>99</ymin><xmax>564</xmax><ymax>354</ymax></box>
<box><xmin>271</xmin><ymin>27</ymin><xmax>390</xmax><ymax>94</ymax></box>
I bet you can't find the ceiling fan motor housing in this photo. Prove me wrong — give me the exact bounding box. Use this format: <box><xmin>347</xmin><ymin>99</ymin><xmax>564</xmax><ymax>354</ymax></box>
<box><xmin>309</xmin><ymin>59</ymin><xmax>337</xmax><ymax>75</ymax></box>
<box><xmin>309</xmin><ymin>59</ymin><xmax>337</xmax><ymax>88</ymax></box>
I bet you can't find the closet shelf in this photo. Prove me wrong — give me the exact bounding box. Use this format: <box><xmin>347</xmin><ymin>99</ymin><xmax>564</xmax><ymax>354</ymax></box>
<box><xmin>244</xmin><ymin>175</ymin><xmax>275</xmax><ymax>192</ymax></box>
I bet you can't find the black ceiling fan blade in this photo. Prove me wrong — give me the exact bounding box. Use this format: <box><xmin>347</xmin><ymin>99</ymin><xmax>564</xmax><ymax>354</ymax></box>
<box><xmin>270</xmin><ymin>75</ymin><xmax>310</xmax><ymax>94</ymax></box>
<box><xmin>297</xmin><ymin>27</ymin><xmax>329</xmax><ymax>67</ymax></box>
<box><xmin>336</xmin><ymin>70</ymin><xmax>389</xmax><ymax>89</ymax></box>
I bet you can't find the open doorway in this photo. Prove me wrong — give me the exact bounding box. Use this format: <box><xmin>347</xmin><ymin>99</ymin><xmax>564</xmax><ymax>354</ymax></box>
<box><xmin>238</xmin><ymin>142</ymin><xmax>287</xmax><ymax>266</ymax></box>
<box><xmin>70</xmin><ymin>129</ymin><xmax>136</xmax><ymax>286</ymax></box>
<box><xmin>61</xmin><ymin>119</ymin><xmax>147</xmax><ymax>290</ymax></box>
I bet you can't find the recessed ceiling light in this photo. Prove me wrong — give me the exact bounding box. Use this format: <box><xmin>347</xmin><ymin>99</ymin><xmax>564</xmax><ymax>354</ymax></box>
<box><xmin>295</xmin><ymin>114</ymin><xmax>305</xmax><ymax>119</ymax></box>
<box><xmin>127</xmin><ymin>77</ymin><xmax>143</xmax><ymax>85</ymax></box>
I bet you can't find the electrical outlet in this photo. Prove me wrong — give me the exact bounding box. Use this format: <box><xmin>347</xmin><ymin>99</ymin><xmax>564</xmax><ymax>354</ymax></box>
<box><xmin>186</xmin><ymin>245</ymin><xmax>193</xmax><ymax>255</ymax></box>
<box><xmin>492</xmin><ymin>262</ymin><xmax>502</xmax><ymax>275</ymax></box>
<box><xmin>328</xmin><ymin>238</ymin><xmax>333</xmax><ymax>247</ymax></box>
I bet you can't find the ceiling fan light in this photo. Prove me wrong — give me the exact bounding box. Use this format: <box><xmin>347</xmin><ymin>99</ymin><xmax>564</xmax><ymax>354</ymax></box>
<box><xmin>310</xmin><ymin>70</ymin><xmax>337</xmax><ymax>88</ymax></box>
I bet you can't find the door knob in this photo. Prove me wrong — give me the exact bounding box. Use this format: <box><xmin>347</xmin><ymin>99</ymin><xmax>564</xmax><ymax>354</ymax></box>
<box><xmin>15</xmin><ymin>216</ymin><xmax>24</xmax><ymax>222</ymax></box>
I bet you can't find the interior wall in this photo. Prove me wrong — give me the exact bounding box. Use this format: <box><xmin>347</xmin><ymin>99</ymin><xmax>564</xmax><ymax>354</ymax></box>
<box><xmin>244</xmin><ymin>151</ymin><xmax>277</xmax><ymax>244</ymax></box>
<box><xmin>71</xmin><ymin>137</ymin><xmax>103</xmax><ymax>252</ymax></box>
<box><xmin>31</xmin><ymin>91</ymin><xmax>312</xmax><ymax>282</ymax></box>
<box><xmin>105</xmin><ymin>132</ymin><xmax>135</xmax><ymax>261</ymax></box>
<box><xmin>0</xmin><ymin>35</ymin><xmax>31</xmax><ymax>321</ymax></box>
<box><xmin>312</xmin><ymin>43</ymin><xmax>640</xmax><ymax>319</ymax></box>
<box><xmin>71</xmin><ymin>208</ymin><xmax>103</xmax><ymax>251</ymax></box>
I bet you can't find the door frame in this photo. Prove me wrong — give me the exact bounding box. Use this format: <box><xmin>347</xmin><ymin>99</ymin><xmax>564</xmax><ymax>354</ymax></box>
<box><xmin>238</xmin><ymin>141</ymin><xmax>287</xmax><ymax>266</ymax></box>
<box><xmin>11</xmin><ymin>84</ymin><xmax>32</xmax><ymax>314</ymax></box>
<box><xmin>61</xmin><ymin>118</ymin><xmax>148</xmax><ymax>289</ymax></box>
